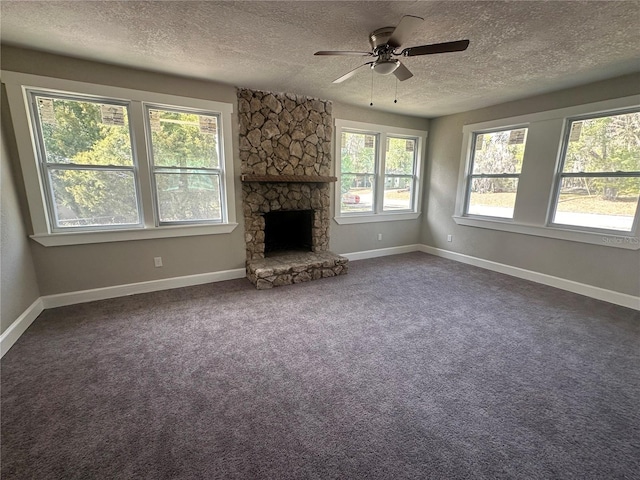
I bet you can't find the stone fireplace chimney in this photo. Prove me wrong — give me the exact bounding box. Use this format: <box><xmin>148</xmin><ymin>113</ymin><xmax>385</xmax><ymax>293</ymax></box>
<box><xmin>238</xmin><ymin>88</ymin><xmax>348</xmax><ymax>289</ymax></box>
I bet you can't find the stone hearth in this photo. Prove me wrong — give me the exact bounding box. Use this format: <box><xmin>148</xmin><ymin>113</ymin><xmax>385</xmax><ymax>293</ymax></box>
<box><xmin>238</xmin><ymin>88</ymin><xmax>348</xmax><ymax>289</ymax></box>
<box><xmin>247</xmin><ymin>251</ymin><xmax>348</xmax><ymax>290</ymax></box>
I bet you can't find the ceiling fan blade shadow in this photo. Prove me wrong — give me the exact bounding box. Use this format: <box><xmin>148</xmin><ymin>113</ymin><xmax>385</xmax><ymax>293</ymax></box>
<box><xmin>387</xmin><ymin>15</ymin><xmax>424</xmax><ymax>48</ymax></box>
<box><xmin>401</xmin><ymin>39</ymin><xmax>470</xmax><ymax>57</ymax></box>
<box><xmin>333</xmin><ymin>62</ymin><xmax>374</xmax><ymax>83</ymax></box>
<box><xmin>393</xmin><ymin>62</ymin><xmax>413</xmax><ymax>81</ymax></box>
<box><xmin>315</xmin><ymin>51</ymin><xmax>372</xmax><ymax>56</ymax></box>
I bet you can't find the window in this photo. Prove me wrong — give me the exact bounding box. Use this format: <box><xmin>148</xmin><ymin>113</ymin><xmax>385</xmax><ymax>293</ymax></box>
<box><xmin>551</xmin><ymin>109</ymin><xmax>640</xmax><ymax>233</ymax></box>
<box><xmin>340</xmin><ymin>130</ymin><xmax>377</xmax><ymax>213</ymax></box>
<box><xmin>464</xmin><ymin>127</ymin><xmax>527</xmax><ymax>219</ymax></box>
<box><xmin>30</xmin><ymin>92</ymin><xmax>141</xmax><ymax>231</ymax></box>
<box><xmin>3</xmin><ymin>72</ymin><xmax>237</xmax><ymax>246</ymax></box>
<box><xmin>145</xmin><ymin>107</ymin><xmax>223</xmax><ymax>224</ymax></box>
<box><xmin>453</xmin><ymin>96</ymin><xmax>639</xmax><ymax>250</ymax></box>
<box><xmin>335</xmin><ymin>119</ymin><xmax>425</xmax><ymax>224</ymax></box>
<box><xmin>384</xmin><ymin>136</ymin><xmax>418</xmax><ymax>211</ymax></box>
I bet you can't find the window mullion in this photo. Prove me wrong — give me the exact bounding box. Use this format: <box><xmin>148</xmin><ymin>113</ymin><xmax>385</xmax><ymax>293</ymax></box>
<box><xmin>154</xmin><ymin>166</ymin><xmax>221</xmax><ymax>174</ymax></box>
<box><xmin>376</xmin><ymin>133</ymin><xmax>387</xmax><ymax>214</ymax></box>
<box><xmin>560</xmin><ymin>172</ymin><xmax>640</xmax><ymax>178</ymax></box>
<box><xmin>471</xmin><ymin>173</ymin><xmax>521</xmax><ymax>179</ymax></box>
<box><xmin>47</xmin><ymin>163</ymin><xmax>136</xmax><ymax>172</ymax></box>
<box><xmin>129</xmin><ymin>101</ymin><xmax>156</xmax><ymax>228</ymax></box>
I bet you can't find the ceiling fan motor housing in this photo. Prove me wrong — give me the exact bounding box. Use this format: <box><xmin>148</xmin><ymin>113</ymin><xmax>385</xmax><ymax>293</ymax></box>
<box><xmin>369</xmin><ymin>26</ymin><xmax>402</xmax><ymax>74</ymax></box>
<box><xmin>369</xmin><ymin>27</ymin><xmax>398</xmax><ymax>52</ymax></box>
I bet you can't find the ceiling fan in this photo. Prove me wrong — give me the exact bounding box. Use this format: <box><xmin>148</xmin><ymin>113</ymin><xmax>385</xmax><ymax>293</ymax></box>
<box><xmin>315</xmin><ymin>15</ymin><xmax>469</xmax><ymax>83</ymax></box>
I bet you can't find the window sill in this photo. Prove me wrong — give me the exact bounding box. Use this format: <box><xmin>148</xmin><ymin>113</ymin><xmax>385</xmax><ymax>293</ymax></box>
<box><xmin>452</xmin><ymin>216</ymin><xmax>639</xmax><ymax>250</ymax></box>
<box><xmin>334</xmin><ymin>212</ymin><xmax>421</xmax><ymax>225</ymax></box>
<box><xmin>31</xmin><ymin>223</ymin><xmax>239</xmax><ymax>247</ymax></box>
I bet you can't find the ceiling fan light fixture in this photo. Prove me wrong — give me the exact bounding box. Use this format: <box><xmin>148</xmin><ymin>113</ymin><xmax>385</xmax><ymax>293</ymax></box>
<box><xmin>372</xmin><ymin>60</ymin><xmax>399</xmax><ymax>75</ymax></box>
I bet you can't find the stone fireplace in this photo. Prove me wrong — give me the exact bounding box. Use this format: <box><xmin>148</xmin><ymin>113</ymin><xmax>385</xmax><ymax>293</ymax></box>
<box><xmin>238</xmin><ymin>88</ymin><xmax>348</xmax><ymax>289</ymax></box>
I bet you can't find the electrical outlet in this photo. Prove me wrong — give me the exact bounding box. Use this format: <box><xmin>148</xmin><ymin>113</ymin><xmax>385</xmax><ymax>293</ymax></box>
<box><xmin>447</xmin><ymin>234</ymin><xmax>453</xmax><ymax>242</ymax></box>
<box><xmin>377</xmin><ymin>233</ymin><xmax>383</xmax><ymax>241</ymax></box>
<box><xmin>154</xmin><ymin>256</ymin><xmax>163</xmax><ymax>268</ymax></box>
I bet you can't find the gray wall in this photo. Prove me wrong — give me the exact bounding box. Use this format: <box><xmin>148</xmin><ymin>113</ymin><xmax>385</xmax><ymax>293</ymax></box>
<box><xmin>2</xmin><ymin>46</ymin><xmax>246</xmax><ymax>296</ymax></box>
<box><xmin>421</xmin><ymin>73</ymin><xmax>640</xmax><ymax>297</ymax></box>
<box><xmin>4</xmin><ymin>45</ymin><xmax>637</xmax><ymax>300</ymax></box>
<box><xmin>1</xmin><ymin>95</ymin><xmax>41</xmax><ymax>333</ymax></box>
<box><xmin>1</xmin><ymin>46</ymin><xmax>428</xmax><ymax>296</ymax></box>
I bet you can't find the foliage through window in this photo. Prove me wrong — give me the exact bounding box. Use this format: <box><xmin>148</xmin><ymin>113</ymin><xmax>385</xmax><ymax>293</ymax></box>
<box><xmin>25</xmin><ymin>87</ymin><xmax>232</xmax><ymax>235</ymax></box>
<box><xmin>32</xmin><ymin>93</ymin><xmax>140</xmax><ymax>229</ymax></box>
<box><xmin>465</xmin><ymin>128</ymin><xmax>527</xmax><ymax>219</ymax></box>
<box><xmin>385</xmin><ymin>137</ymin><xmax>417</xmax><ymax>211</ymax></box>
<box><xmin>551</xmin><ymin>109</ymin><xmax>640</xmax><ymax>232</ymax></box>
<box><xmin>338</xmin><ymin>123</ymin><xmax>421</xmax><ymax>218</ymax></box>
<box><xmin>146</xmin><ymin>107</ymin><xmax>223</xmax><ymax>223</ymax></box>
<box><xmin>340</xmin><ymin>131</ymin><xmax>377</xmax><ymax>213</ymax></box>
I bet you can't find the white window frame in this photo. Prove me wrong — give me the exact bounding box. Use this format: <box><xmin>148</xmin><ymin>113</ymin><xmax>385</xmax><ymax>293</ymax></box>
<box><xmin>2</xmin><ymin>71</ymin><xmax>238</xmax><ymax>246</ymax></box>
<box><xmin>548</xmin><ymin>107</ymin><xmax>640</xmax><ymax>234</ymax></box>
<box><xmin>334</xmin><ymin>119</ymin><xmax>426</xmax><ymax>225</ymax></box>
<box><xmin>143</xmin><ymin>104</ymin><xmax>227</xmax><ymax>226</ymax></box>
<box><xmin>26</xmin><ymin>90</ymin><xmax>144</xmax><ymax>232</ymax></box>
<box><xmin>453</xmin><ymin>95</ymin><xmax>640</xmax><ymax>250</ymax></box>
<box><xmin>463</xmin><ymin>125</ymin><xmax>528</xmax><ymax>220</ymax></box>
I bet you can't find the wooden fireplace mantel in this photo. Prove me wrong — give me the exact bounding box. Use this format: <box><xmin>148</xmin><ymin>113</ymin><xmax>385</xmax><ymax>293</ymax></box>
<box><xmin>241</xmin><ymin>174</ymin><xmax>337</xmax><ymax>183</ymax></box>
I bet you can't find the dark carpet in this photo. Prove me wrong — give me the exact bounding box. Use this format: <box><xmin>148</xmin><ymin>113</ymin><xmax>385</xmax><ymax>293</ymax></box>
<box><xmin>2</xmin><ymin>252</ymin><xmax>639</xmax><ymax>479</ymax></box>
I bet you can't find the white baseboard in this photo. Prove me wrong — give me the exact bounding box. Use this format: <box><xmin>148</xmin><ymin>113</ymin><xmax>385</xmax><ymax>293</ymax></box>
<box><xmin>341</xmin><ymin>244</ymin><xmax>422</xmax><ymax>261</ymax></box>
<box><xmin>3</xmin><ymin>244</ymin><xmax>637</xmax><ymax>359</ymax></box>
<box><xmin>419</xmin><ymin>245</ymin><xmax>640</xmax><ymax>311</ymax></box>
<box><xmin>1</xmin><ymin>298</ymin><xmax>44</xmax><ymax>358</ymax></box>
<box><xmin>41</xmin><ymin>268</ymin><xmax>247</xmax><ymax>309</ymax></box>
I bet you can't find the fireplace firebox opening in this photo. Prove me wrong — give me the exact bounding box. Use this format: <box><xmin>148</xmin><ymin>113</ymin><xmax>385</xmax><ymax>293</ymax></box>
<box><xmin>264</xmin><ymin>210</ymin><xmax>314</xmax><ymax>255</ymax></box>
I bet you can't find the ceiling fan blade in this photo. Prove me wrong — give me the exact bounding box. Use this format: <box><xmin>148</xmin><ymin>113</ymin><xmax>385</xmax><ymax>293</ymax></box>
<box><xmin>401</xmin><ymin>39</ymin><xmax>470</xmax><ymax>57</ymax></box>
<box><xmin>393</xmin><ymin>61</ymin><xmax>413</xmax><ymax>81</ymax></box>
<box><xmin>333</xmin><ymin>62</ymin><xmax>374</xmax><ymax>83</ymax></box>
<box><xmin>387</xmin><ymin>15</ymin><xmax>424</xmax><ymax>48</ymax></box>
<box><xmin>315</xmin><ymin>51</ymin><xmax>372</xmax><ymax>56</ymax></box>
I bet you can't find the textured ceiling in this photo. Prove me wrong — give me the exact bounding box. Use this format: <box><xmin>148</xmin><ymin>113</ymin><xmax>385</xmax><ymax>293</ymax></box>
<box><xmin>1</xmin><ymin>1</ymin><xmax>639</xmax><ymax>117</ymax></box>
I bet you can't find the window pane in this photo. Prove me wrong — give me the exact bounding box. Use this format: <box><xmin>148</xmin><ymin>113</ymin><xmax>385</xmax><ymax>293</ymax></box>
<box><xmin>49</xmin><ymin>169</ymin><xmax>139</xmax><ymax>227</ymax></box>
<box><xmin>472</xmin><ymin>129</ymin><xmax>527</xmax><ymax>174</ymax></box>
<box><xmin>467</xmin><ymin>178</ymin><xmax>518</xmax><ymax>218</ymax></box>
<box><xmin>149</xmin><ymin>109</ymin><xmax>220</xmax><ymax>169</ymax></box>
<box><xmin>383</xmin><ymin>176</ymin><xmax>413</xmax><ymax>211</ymax></box>
<box><xmin>340</xmin><ymin>173</ymin><xmax>374</xmax><ymax>213</ymax></box>
<box><xmin>563</xmin><ymin>112</ymin><xmax>640</xmax><ymax>173</ymax></box>
<box><xmin>341</xmin><ymin>131</ymin><xmax>376</xmax><ymax>173</ymax></box>
<box><xmin>36</xmin><ymin>96</ymin><xmax>133</xmax><ymax>166</ymax></box>
<box><xmin>386</xmin><ymin>137</ymin><xmax>416</xmax><ymax>175</ymax></box>
<box><xmin>155</xmin><ymin>172</ymin><xmax>221</xmax><ymax>222</ymax></box>
<box><xmin>553</xmin><ymin>176</ymin><xmax>639</xmax><ymax>231</ymax></box>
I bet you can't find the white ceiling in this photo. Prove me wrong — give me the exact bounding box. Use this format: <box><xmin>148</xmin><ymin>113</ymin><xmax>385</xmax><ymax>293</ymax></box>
<box><xmin>1</xmin><ymin>1</ymin><xmax>639</xmax><ymax>117</ymax></box>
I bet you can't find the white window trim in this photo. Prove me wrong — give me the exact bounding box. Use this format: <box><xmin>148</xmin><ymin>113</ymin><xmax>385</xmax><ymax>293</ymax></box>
<box><xmin>548</xmin><ymin>108</ymin><xmax>640</xmax><ymax>233</ymax></box>
<box><xmin>463</xmin><ymin>125</ymin><xmax>528</xmax><ymax>219</ymax></box>
<box><xmin>2</xmin><ymin>71</ymin><xmax>238</xmax><ymax>246</ymax></box>
<box><xmin>143</xmin><ymin>103</ymin><xmax>227</xmax><ymax>227</ymax></box>
<box><xmin>453</xmin><ymin>95</ymin><xmax>640</xmax><ymax>250</ymax></box>
<box><xmin>334</xmin><ymin>119</ymin><xmax>426</xmax><ymax>225</ymax></box>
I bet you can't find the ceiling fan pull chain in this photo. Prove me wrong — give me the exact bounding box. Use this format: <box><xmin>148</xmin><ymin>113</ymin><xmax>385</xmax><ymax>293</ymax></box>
<box><xmin>394</xmin><ymin>77</ymin><xmax>398</xmax><ymax>104</ymax></box>
<box><xmin>370</xmin><ymin>70</ymin><xmax>374</xmax><ymax>107</ymax></box>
